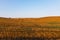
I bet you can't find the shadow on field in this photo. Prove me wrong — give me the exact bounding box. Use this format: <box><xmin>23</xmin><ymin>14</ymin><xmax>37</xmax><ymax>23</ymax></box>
<box><xmin>0</xmin><ymin>37</ymin><xmax>60</xmax><ymax>40</ymax></box>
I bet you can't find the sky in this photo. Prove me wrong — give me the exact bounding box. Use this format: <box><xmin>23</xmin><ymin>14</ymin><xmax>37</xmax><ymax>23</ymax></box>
<box><xmin>0</xmin><ymin>0</ymin><xmax>60</xmax><ymax>18</ymax></box>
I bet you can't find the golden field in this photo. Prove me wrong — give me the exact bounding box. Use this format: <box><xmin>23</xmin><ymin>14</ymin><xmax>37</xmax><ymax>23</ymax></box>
<box><xmin>0</xmin><ymin>16</ymin><xmax>60</xmax><ymax>38</ymax></box>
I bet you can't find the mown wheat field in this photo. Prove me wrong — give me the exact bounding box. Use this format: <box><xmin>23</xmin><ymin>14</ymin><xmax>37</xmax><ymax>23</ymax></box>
<box><xmin>0</xmin><ymin>17</ymin><xmax>60</xmax><ymax>40</ymax></box>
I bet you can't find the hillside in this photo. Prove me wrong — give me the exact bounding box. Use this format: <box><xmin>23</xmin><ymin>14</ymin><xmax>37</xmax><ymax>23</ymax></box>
<box><xmin>0</xmin><ymin>16</ymin><xmax>60</xmax><ymax>39</ymax></box>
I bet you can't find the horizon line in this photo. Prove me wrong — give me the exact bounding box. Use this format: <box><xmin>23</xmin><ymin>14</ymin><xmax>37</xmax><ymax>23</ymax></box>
<box><xmin>0</xmin><ymin>16</ymin><xmax>60</xmax><ymax>18</ymax></box>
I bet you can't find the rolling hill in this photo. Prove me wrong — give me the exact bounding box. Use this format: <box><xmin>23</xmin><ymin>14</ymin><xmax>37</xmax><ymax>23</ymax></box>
<box><xmin>0</xmin><ymin>16</ymin><xmax>60</xmax><ymax>39</ymax></box>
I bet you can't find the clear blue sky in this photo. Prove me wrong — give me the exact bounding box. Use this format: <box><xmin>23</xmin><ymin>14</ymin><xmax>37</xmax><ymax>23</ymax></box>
<box><xmin>0</xmin><ymin>0</ymin><xmax>60</xmax><ymax>18</ymax></box>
